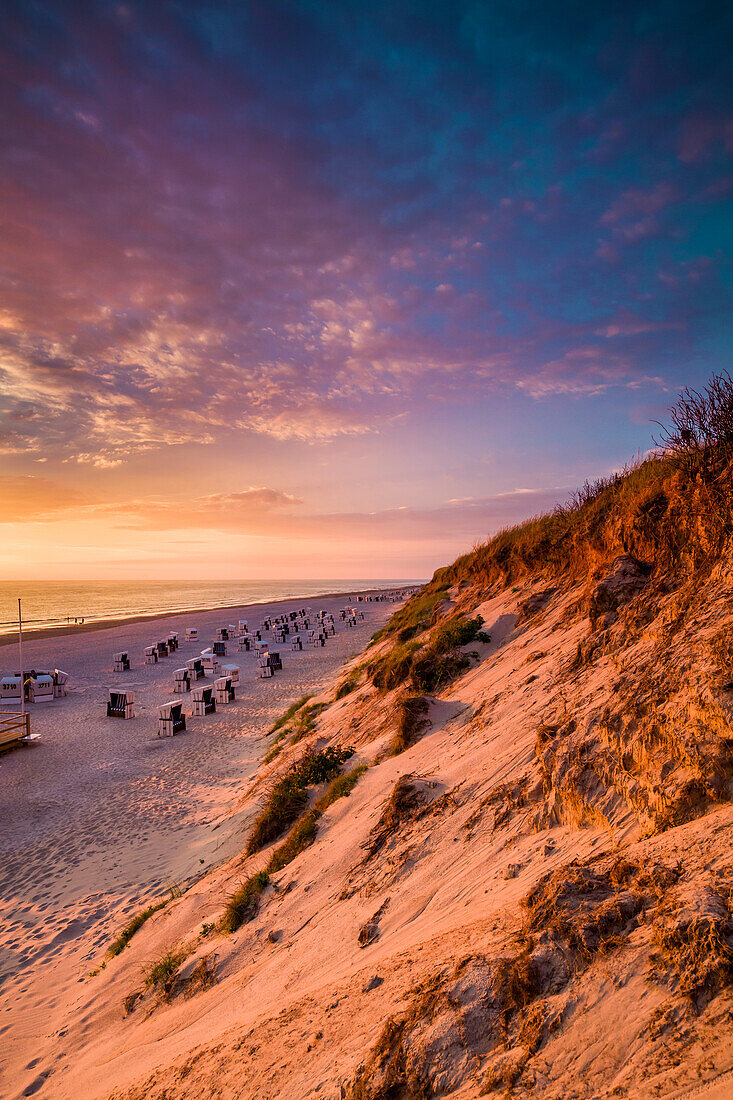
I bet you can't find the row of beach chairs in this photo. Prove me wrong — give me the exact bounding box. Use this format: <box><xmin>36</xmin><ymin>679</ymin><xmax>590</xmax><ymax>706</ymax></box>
<box><xmin>0</xmin><ymin>668</ymin><xmax>68</xmax><ymax>705</ymax></box>
<box><xmin>107</xmin><ymin>678</ymin><xmax>236</xmax><ymax>732</ymax></box>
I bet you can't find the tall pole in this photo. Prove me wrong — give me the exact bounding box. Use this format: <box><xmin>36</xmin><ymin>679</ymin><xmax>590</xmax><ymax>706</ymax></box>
<box><xmin>18</xmin><ymin>597</ymin><xmax>24</xmax><ymax>717</ymax></box>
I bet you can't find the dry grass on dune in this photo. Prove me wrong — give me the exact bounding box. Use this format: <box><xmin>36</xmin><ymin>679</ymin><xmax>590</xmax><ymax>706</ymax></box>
<box><xmin>362</xmin><ymin>776</ymin><xmax>426</xmax><ymax>862</ymax></box>
<box><xmin>390</xmin><ymin>695</ymin><xmax>429</xmax><ymax>756</ymax></box>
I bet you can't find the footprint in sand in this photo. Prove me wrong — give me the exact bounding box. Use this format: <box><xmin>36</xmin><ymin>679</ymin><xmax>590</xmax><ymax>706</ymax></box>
<box><xmin>21</xmin><ymin>1069</ymin><xmax>51</xmax><ymax>1096</ymax></box>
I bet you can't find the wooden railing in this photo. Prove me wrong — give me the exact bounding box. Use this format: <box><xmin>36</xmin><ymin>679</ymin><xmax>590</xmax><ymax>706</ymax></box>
<box><xmin>0</xmin><ymin>712</ymin><xmax>31</xmax><ymax>749</ymax></box>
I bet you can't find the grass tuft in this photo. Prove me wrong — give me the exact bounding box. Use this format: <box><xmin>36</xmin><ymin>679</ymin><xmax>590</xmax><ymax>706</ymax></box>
<box><xmin>313</xmin><ymin>764</ymin><xmax>367</xmax><ymax>812</ymax></box>
<box><xmin>221</xmin><ymin>870</ymin><xmax>270</xmax><ymax>933</ymax></box>
<box><xmin>108</xmin><ymin>897</ymin><xmax>169</xmax><ymax>958</ymax></box>
<box><xmin>143</xmin><ymin>946</ymin><xmax>188</xmax><ymax>1000</ymax></box>
<box><xmin>289</xmin><ymin>701</ymin><xmax>329</xmax><ymax>744</ymax></box>
<box><xmin>390</xmin><ymin>696</ymin><xmax>429</xmax><ymax>756</ymax></box>
<box><xmin>267</xmin><ymin>811</ymin><xmax>319</xmax><ymax>873</ymax></box>
<box><xmin>269</xmin><ymin>695</ymin><xmax>312</xmax><ymax>734</ymax></box>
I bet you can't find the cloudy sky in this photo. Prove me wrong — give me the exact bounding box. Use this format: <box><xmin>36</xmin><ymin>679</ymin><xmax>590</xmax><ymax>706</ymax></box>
<box><xmin>1</xmin><ymin>0</ymin><xmax>731</xmax><ymax>579</ymax></box>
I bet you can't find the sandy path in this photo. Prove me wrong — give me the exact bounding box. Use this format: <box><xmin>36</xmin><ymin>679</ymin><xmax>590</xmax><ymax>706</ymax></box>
<box><xmin>0</xmin><ymin>592</ymin><xmax>396</xmax><ymax>1097</ymax></box>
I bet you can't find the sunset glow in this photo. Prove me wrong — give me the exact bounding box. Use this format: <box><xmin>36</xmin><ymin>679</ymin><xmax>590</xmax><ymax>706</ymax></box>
<box><xmin>2</xmin><ymin>1</ymin><xmax>731</xmax><ymax>578</ymax></box>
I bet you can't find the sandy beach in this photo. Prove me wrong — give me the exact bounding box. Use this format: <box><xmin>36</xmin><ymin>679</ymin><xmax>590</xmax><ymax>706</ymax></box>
<box><xmin>0</xmin><ymin>591</ymin><xmax>398</xmax><ymax>1096</ymax></box>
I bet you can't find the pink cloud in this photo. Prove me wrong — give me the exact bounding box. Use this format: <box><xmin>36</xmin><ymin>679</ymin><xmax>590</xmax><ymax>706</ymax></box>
<box><xmin>677</xmin><ymin>112</ymin><xmax>733</xmax><ymax>164</ymax></box>
<box><xmin>599</xmin><ymin>183</ymin><xmax>678</xmax><ymax>243</ymax></box>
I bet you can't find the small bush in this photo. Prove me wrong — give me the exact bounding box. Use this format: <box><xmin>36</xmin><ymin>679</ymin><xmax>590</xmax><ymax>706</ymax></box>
<box><xmin>367</xmin><ymin>616</ymin><xmax>483</xmax><ymax>694</ymax></box>
<box><xmin>245</xmin><ymin>747</ymin><xmax>354</xmax><ymax>855</ymax></box>
<box><xmin>222</xmin><ymin>871</ymin><xmax>270</xmax><ymax>933</ymax></box>
<box><xmin>313</xmin><ymin>764</ymin><xmax>367</xmax><ymax>812</ymax></box>
<box><xmin>297</xmin><ymin>745</ymin><xmax>354</xmax><ymax>785</ymax></box>
<box><xmin>144</xmin><ymin>947</ymin><xmax>187</xmax><ymax>1000</ymax></box>
<box><xmin>408</xmin><ymin>616</ymin><xmax>483</xmax><ymax>693</ymax></box>
<box><xmin>108</xmin><ymin>898</ymin><xmax>169</xmax><ymax>958</ymax></box>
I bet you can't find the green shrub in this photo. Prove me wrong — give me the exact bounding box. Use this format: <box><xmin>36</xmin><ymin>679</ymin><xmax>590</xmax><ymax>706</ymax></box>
<box><xmin>222</xmin><ymin>871</ymin><xmax>270</xmax><ymax>932</ymax></box>
<box><xmin>143</xmin><ymin>947</ymin><xmax>188</xmax><ymax>999</ymax></box>
<box><xmin>430</xmin><ymin>615</ymin><xmax>483</xmax><ymax>651</ymax></box>
<box><xmin>298</xmin><ymin>745</ymin><xmax>354</xmax><ymax>784</ymax></box>
<box><xmin>267</xmin><ymin>811</ymin><xmax>319</xmax><ymax>873</ymax></box>
<box><xmin>367</xmin><ymin>615</ymin><xmax>483</xmax><ymax>694</ymax></box>
<box><xmin>245</xmin><ymin>747</ymin><xmax>354</xmax><ymax>855</ymax></box>
<box><xmin>313</xmin><ymin>765</ymin><xmax>367</xmax><ymax>812</ymax></box>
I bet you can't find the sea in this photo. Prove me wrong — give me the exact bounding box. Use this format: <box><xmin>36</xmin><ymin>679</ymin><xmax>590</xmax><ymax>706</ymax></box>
<box><xmin>0</xmin><ymin>580</ymin><xmax>423</xmax><ymax>636</ymax></box>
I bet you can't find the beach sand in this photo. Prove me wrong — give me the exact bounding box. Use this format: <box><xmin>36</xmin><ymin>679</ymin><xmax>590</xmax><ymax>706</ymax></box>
<box><xmin>0</xmin><ymin>591</ymin><xmax>397</xmax><ymax>1096</ymax></box>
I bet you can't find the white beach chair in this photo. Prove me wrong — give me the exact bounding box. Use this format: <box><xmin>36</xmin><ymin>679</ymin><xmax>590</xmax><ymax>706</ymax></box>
<box><xmin>221</xmin><ymin>664</ymin><xmax>239</xmax><ymax>684</ymax></box>
<box><xmin>185</xmin><ymin>657</ymin><xmax>205</xmax><ymax>680</ymax></box>
<box><xmin>28</xmin><ymin>674</ymin><xmax>54</xmax><ymax>703</ymax></box>
<box><xmin>158</xmin><ymin>700</ymin><xmax>186</xmax><ymax>736</ymax></box>
<box><xmin>192</xmin><ymin>685</ymin><xmax>216</xmax><ymax>716</ymax></box>
<box><xmin>53</xmin><ymin>669</ymin><xmax>69</xmax><ymax>696</ymax></box>
<box><xmin>113</xmin><ymin>651</ymin><xmax>130</xmax><ymax>672</ymax></box>
<box><xmin>185</xmin><ymin>627</ymin><xmax>198</xmax><ymax>642</ymax></box>
<box><xmin>214</xmin><ymin>676</ymin><xmax>235</xmax><ymax>704</ymax></box>
<box><xmin>144</xmin><ymin>645</ymin><xmax>158</xmax><ymax>665</ymax></box>
<box><xmin>0</xmin><ymin>675</ymin><xmax>22</xmax><ymax>706</ymax></box>
<box><xmin>201</xmin><ymin>652</ymin><xmax>219</xmax><ymax>676</ymax></box>
<box><xmin>107</xmin><ymin>689</ymin><xmax>135</xmax><ymax>719</ymax></box>
<box><xmin>173</xmin><ymin>668</ymin><xmax>191</xmax><ymax>693</ymax></box>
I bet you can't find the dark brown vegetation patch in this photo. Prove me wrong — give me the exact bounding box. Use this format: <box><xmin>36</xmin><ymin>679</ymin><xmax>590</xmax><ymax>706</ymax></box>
<box><xmin>390</xmin><ymin>696</ymin><xmax>430</xmax><ymax>756</ymax></box>
<box><xmin>362</xmin><ymin>776</ymin><xmax>427</xmax><ymax>862</ymax></box>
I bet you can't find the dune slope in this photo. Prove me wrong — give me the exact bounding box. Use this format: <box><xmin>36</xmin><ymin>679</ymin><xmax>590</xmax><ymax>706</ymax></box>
<box><xmin>38</xmin><ymin>455</ymin><xmax>733</xmax><ymax>1099</ymax></box>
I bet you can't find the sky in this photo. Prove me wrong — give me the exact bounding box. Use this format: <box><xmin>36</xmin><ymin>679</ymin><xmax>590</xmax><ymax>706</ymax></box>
<box><xmin>1</xmin><ymin>0</ymin><xmax>731</xmax><ymax>580</ymax></box>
